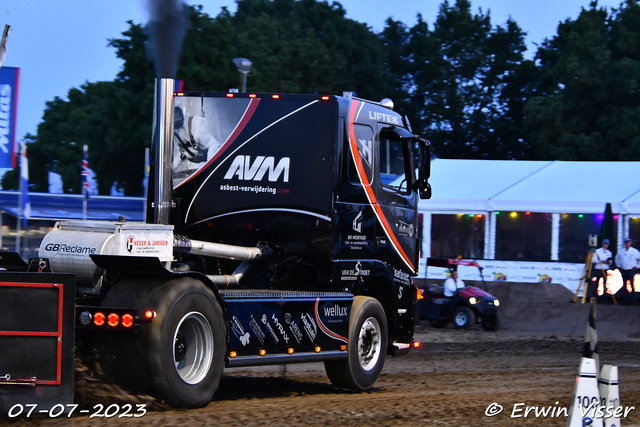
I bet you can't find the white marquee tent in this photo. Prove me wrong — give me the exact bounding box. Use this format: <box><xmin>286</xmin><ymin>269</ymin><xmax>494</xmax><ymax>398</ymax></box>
<box><xmin>418</xmin><ymin>159</ymin><xmax>640</xmax><ymax>260</ymax></box>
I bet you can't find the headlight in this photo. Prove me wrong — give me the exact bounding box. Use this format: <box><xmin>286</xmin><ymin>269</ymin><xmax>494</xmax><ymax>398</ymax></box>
<box><xmin>469</xmin><ymin>297</ymin><xmax>479</xmax><ymax>305</ymax></box>
<box><xmin>494</xmin><ymin>299</ymin><xmax>500</xmax><ymax>307</ymax></box>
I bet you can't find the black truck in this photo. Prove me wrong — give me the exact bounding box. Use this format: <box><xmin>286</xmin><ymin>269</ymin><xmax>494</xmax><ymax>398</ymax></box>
<box><xmin>0</xmin><ymin>80</ymin><xmax>432</xmax><ymax>411</ymax></box>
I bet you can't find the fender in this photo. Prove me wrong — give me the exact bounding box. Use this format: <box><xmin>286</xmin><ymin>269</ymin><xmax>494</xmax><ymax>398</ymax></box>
<box><xmin>91</xmin><ymin>254</ymin><xmax>231</xmax><ymax>344</ymax></box>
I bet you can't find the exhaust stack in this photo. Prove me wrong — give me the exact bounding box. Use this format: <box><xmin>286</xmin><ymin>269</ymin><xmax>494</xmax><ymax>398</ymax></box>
<box><xmin>151</xmin><ymin>78</ymin><xmax>175</xmax><ymax>225</ymax></box>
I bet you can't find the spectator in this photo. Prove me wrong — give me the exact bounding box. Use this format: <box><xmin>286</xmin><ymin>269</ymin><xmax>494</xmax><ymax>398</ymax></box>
<box><xmin>588</xmin><ymin>239</ymin><xmax>613</xmax><ymax>299</ymax></box>
<box><xmin>615</xmin><ymin>237</ymin><xmax>640</xmax><ymax>305</ymax></box>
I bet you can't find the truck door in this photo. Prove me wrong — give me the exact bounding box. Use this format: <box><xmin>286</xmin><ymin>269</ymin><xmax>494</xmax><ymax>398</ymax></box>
<box><xmin>335</xmin><ymin>120</ymin><xmax>377</xmax><ymax>259</ymax></box>
<box><xmin>374</xmin><ymin>125</ymin><xmax>418</xmax><ymax>273</ymax></box>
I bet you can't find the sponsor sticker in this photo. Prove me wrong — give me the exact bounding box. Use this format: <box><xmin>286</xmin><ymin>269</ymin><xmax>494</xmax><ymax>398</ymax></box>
<box><xmin>284</xmin><ymin>313</ymin><xmax>303</xmax><ymax>344</ymax></box>
<box><xmin>394</xmin><ymin>268</ymin><xmax>411</xmax><ymax>285</ymax></box>
<box><xmin>301</xmin><ymin>312</ymin><xmax>317</xmax><ymax>341</ymax></box>
<box><xmin>249</xmin><ymin>315</ymin><xmax>266</xmax><ymax>345</ymax></box>
<box><xmin>261</xmin><ymin>313</ymin><xmax>279</xmax><ymax>344</ymax></box>
<box><xmin>230</xmin><ymin>315</ymin><xmax>250</xmax><ymax>346</ymax></box>
<box><xmin>43</xmin><ymin>242</ymin><xmax>96</xmax><ymax>256</ymax></box>
<box><xmin>125</xmin><ymin>235</ymin><xmax>170</xmax><ymax>255</ymax></box>
<box><xmin>341</xmin><ymin>261</ymin><xmax>371</xmax><ymax>280</ymax></box>
<box><xmin>271</xmin><ymin>314</ymin><xmax>290</xmax><ymax>344</ymax></box>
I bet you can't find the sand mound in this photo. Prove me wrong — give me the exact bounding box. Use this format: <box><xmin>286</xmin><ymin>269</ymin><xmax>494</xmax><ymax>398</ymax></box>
<box><xmin>483</xmin><ymin>281</ymin><xmax>640</xmax><ymax>339</ymax></box>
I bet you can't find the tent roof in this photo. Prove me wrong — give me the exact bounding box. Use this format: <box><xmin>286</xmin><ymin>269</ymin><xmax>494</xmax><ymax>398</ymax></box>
<box><xmin>420</xmin><ymin>159</ymin><xmax>640</xmax><ymax>214</ymax></box>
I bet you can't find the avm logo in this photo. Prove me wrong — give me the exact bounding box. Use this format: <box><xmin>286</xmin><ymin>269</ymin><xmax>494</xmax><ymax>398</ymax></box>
<box><xmin>224</xmin><ymin>155</ymin><xmax>290</xmax><ymax>182</ymax></box>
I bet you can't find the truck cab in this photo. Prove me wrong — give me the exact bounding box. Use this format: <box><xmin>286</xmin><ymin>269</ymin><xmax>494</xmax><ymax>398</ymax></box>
<box><xmin>1</xmin><ymin>84</ymin><xmax>432</xmax><ymax>411</ymax></box>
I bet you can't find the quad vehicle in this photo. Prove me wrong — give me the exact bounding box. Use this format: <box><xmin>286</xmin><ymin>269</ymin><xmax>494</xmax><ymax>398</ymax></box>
<box><xmin>417</xmin><ymin>258</ymin><xmax>500</xmax><ymax>331</ymax></box>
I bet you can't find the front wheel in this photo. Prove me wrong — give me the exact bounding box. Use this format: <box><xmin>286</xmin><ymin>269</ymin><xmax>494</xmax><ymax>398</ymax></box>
<box><xmin>325</xmin><ymin>296</ymin><xmax>388</xmax><ymax>391</ymax></box>
<box><xmin>452</xmin><ymin>306</ymin><xmax>475</xmax><ymax>330</ymax></box>
<box><xmin>481</xmin><ymin>314</ymin><xmax>500</xmax><ymax>331</ymax></box>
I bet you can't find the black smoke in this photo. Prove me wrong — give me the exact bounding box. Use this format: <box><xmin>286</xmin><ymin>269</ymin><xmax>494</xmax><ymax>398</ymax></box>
<box><xmin>144</xmin><ymin>0</ymin><xmax>188</xmax><ymax>78</ymax></box>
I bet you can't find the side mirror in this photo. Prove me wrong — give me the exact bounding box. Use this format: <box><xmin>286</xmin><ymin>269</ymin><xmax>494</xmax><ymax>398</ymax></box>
<box><xmin>419</xmin><ymin>138</ymin><xmax>430</xmax><ymax>181</ymax></box>
<box><xmin>412</xmin><ymin>139</ymin><xmax>432</xmax><ymax>199</ymax></box>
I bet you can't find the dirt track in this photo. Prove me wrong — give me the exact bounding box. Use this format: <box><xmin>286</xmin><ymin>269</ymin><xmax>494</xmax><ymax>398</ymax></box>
<box><xmin>3</xmin><ymin>282</ymin><xmax>640</xmax><ymax>427</ymax></box>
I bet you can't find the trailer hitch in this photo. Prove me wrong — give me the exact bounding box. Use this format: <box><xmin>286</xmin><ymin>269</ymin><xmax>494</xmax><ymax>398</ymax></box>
<box><xmin>27</xmin><ymin>258</ymin><xmax>52</xmax><ymax>273</ymax></box>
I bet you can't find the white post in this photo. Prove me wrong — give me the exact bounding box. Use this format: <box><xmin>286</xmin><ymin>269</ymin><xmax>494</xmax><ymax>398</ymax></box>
<box><xmin>422</xmin><ymin>211</ymin><xmax>431</xmax><ymax>259</ymax></box>
<box><xmin>618</xmin><ymin>214</ymin><xmax>625</xmax><ymax>253</ymax></box>
<box><xmin>623</xmin><ymin>215</ymin><xmax>630</xmax><ymax>246</ymax></box>
<box><xmin>551</xmin><ymin>213</ymin><xmax>560</xmax><ymax>261</ymax></box>
<box><xmin>484</xmin><ymin>212</ymin><xmax>491</xmax><ymax>259</ymax></box>
<box><xmin>488</xmin><ymin>212</ymin><xmax>497</xmax><ymax>259</ymax></box>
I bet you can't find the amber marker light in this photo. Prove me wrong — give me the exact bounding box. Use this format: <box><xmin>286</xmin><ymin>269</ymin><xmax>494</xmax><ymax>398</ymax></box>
<box><xmin>321</xmin><ymin>96</ymin><xmax>329</xmax><ymax>100</ymax></box>
<box><xmin>94</xmin><ymin>312</ymin><xmax>105</xmax><ymax>327</ymax></box>
<box><xmin>417</xmin><ymin>288</ymin><xmax>424</xmax><ymax>300</ymax></box>
<box><xmin>176</xmin><ymin>92</ymin><xmax>184</xmax><ymax>96</ymax></box>
<box><xmin>144</xmin><ymin>310</ymin><xmax>156</xmax><ymax>320</ymax></box>
<box><xmin>314</xmin><ymin>346</ymin><xmax>321</xmax><ymax>353</ymax></box>
<box><xmin>272</xmin><ymin>94</ymin><xmax>280</xmax><ymax>99</ymax></box>
<box><xmin>340</xmin><ymin>345</ymin><xmax>347</xmax><ymax>351</ymax></box>
<box><xmin>412</xmin><ymin>340</ymin><xmax>421</xmax><ymax>349</ymax></box>
<box><xmin>259</xmin><ymin>349</ymin><xmax>267</xmax><ymax>356</ymax></box>
<box><xmin>121</xmin><ymin>313</ymin><xmax>134</xmax><ymax>328</ymax></box>
<box><xmin>249</xmin><ymin>94</ymin><xmax>256</xmax><ymax>98</ymax></box>
<box><xmin>229</xmin><ymin>351</ymin><xmax>237</xmax><ymax>358</ymax></box>
<box><xmin>226</xmin><ymin>93</ymin><xmax>234</xmax><ymax>98</ymax></box>
<box><xmin>287</xmin><ymin>348</ymin><xmax>294</xmax><ymax>354</ymax></box>
<box><xmin>108</xmin><ymin>313</ymin><xmax>120</xmax><ymax>328</ymax></box>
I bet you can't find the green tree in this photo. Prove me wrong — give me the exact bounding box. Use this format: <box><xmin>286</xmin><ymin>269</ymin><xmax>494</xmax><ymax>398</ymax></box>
<box><xmin>525</xmin><ymin>0</ymin><xmax>640</xmax><ymax>160</ymax></box>
<box><xmin>396</xmin><ymin>0</ymin><xmax>531</xmax><ymax>159</ymax></box>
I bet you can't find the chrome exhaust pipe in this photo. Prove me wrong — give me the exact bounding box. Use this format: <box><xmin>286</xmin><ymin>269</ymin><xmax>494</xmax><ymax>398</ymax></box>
<box><xmin>152</xmin><ymin>78</ymin><xmax>175</xmax><ymax>225</ymax></box>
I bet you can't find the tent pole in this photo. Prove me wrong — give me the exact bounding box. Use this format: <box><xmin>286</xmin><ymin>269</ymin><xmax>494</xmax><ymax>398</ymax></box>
<box><xmin>551</xmin><ymin>213</ymin><xmax>560</xmax><ymax>261</ymax></box>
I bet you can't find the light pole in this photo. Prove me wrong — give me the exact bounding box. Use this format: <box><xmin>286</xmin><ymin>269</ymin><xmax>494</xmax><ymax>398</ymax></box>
<box><xmin>232</xmin><ymin>58</ymin><xmax>252</xmax><ymax>92</ymax></box>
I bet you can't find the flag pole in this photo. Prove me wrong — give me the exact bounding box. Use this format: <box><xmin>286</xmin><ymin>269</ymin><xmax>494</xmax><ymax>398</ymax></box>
<box><xmin>16</xmin><ymin>158</ymin><xmax>22</xmax><ymax>255</ymax></box>
<box><xmin>82</xmin><ymin>144</ymin><xmax>88</xmax><ymax>220</ymax></box>
<box><xmin>82</xmin><ymin>186</ymin><xmax>87</xmax><ymax>220</ymax></box>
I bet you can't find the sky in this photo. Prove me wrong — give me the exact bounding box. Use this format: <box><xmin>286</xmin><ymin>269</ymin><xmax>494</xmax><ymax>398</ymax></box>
<box><xmin>1</xmin><ymin>0</ymin><xmax>625</xmax><ymax>143</ymax></box>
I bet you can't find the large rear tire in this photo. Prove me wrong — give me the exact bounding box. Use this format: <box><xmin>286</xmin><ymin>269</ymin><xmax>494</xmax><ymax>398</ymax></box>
<box><xmin>324</xmin><ymin>296</ymin><xmax>388</xmax><ymax>391</ymax></box>
<box><xmin>142</xmin><ymin>277</ymin><xmax>225</xmax><ymax>408</ymax></box>
<box><xmin>96</xmin><ymin>277</ymin><xmax>226</xmax><ymax>408</ymax></box>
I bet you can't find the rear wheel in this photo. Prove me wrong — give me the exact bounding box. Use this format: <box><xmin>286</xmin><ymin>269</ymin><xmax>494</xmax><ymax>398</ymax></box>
<box><xmin>452</xmin><ymin>306</ymin><xmax>475</xmax><ymax>330</ymax></box>
<box><xmin>325</xmin><ymin>296</ymin><xmax>388</xmax><ymax>391</ymax></box>
<box><xmin>96</xmin><ymin>277</ymin><xmax>225</xmax><ymax>408</ymax></box>
<box><xmin>142</xmin><ymin>277</ymin><xmax>225</xmax><ymax>408</ymax></box>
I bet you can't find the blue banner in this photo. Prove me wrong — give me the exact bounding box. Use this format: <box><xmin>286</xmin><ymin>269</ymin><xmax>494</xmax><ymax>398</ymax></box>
<box><xmin>0</xmin><ymin>66</ymin><xmax>19</xmax><ymax>168</ymax></box>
